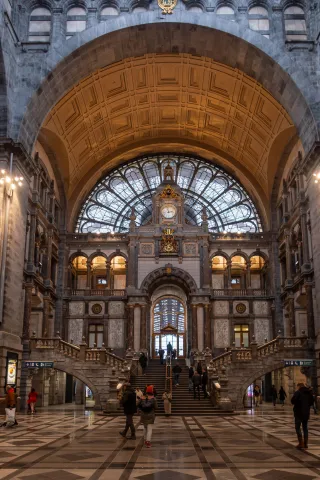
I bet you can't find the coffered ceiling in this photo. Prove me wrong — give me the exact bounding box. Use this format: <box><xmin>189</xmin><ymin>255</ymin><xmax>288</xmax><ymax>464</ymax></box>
<box><xmin>41</xmin><ymin>53</ymin><xmax>295</xmax><ymax>203</ymax></box>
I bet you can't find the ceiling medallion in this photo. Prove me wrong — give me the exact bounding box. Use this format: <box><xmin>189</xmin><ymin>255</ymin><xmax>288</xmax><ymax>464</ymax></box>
<box><xmin>158</xmin><ymin>0</ymin><xmax>177</xmax><ymax>14</ymax></box>
<box><xmin>160</xmin><ymin>185</ymin><xmax>180</xmax><ymax>200</ymax></box>
<box><xmin>236</xmin><ymin>303</ymin><xmax>246</xmax><ymax>314</ymax></box>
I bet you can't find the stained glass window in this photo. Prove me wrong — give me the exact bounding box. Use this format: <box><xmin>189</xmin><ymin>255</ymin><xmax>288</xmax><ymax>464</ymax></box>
<box><xmin>153</xmin><ymin>298</ymin><xmax>185</xmax><ymax>333</ymax></box>
<box><xmin>76</xmin><ymin>154</ymin><xmax>262</xmax><ymax>233</ymax></box>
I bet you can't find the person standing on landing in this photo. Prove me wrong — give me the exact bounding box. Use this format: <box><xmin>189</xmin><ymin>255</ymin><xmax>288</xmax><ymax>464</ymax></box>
<box><xmin>291</xmin><ymin>382</ymin><xmax>314</xmax><ymax>449</ymax></box>
<box><xmin>138</xmin><ymin>385</ymin><xmax>157</xmax><ymax>448</ymax></box>
<box><xmin>119</xmin><ymin>383</ymin><xmax>137</xmax><ymax>440</ymax></box>
<box><xmin>279</xmin><ymin>386</ymin><xmax>287</xmax><ymax>407</ymax></box>
<box><xmin>192</xmin><ymin>371</ymin><xmax>201</xmax><ymax>400</ymax></box>
<box><xmin>28</xmin><ymin>388</ymin><xmax>38</xmax><ymax>414</ymax></box>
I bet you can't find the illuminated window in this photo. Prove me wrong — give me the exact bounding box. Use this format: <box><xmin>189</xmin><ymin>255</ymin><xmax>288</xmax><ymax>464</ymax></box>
<box><xmin>76</xmin><ymin>155</ymin><xmax>262</xmax><ymax>234</ymax></box>
<box><xmin>284</xmin><ymin>6</ymin><xmax>307</xmax><ymax>40</ymax></box>
<box><xmin>234</xmin><ymin>324</ymin><xmax>249</xmax><ymax>347</ymax></box>
<box><xmin>153</xmin><ymin>298</ymin><xmax>184</xmax><ymax>333</ymax></box>
<box><xmin>28</xmin><ymin>7</ymin><xmax>51</xmax><ymax>42</ymax></box>
<box><xmin>89</xmin><ymin>325</ymin><xmax>103</xmax><ymax>348</ymax></box>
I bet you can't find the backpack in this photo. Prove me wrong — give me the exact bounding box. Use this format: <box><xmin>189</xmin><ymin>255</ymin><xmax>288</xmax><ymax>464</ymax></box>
<box><xmin>139</xmin><ymin>398</ymin><xmax>154</xmax><ymax>413</ymax></box>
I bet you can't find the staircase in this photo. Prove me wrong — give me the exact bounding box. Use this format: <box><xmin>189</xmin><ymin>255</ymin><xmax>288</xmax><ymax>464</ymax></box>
<box><xmin>131</xmin><ymin>359</ymin><xmax>227</xmax><ymax>416</ymax></box>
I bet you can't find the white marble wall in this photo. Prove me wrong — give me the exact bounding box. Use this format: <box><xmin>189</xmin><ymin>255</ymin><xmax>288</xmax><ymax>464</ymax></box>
<box><xmin>213</xmin><ymin>301</ymin><xmax>229</xmax><ymax>315</ymax></box>
<box><xmin>134</xmin><ymin>306</ymin><xmax>141</xmax><ymax>351</ymax></box>
<box><xmin>68</xmin><ymin>319</ymin><xmax>84</xmax><ymax>345</ymax></box>
<box><xmin>108</xmin><ymin>319</ymin><xmax>124</xmax><ymax>348</ymax></box>
<box><xmin>214</xmin><ymin>318</ymin><xmax>229</xmax><ymax>348</ymax></box>
<box><xmin>254</xmin><ymin>318</ymin><xmax>270</xmax><ymax>345</ymax></box>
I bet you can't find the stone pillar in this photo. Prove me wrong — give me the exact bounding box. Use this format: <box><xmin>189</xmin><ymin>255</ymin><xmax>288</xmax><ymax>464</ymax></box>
<box><xmin>271</xmin><ymin>6</ymin><xmax>285</xmax><ymax>44</ymax></box>
<box><xmin>306</xmin><ymin>284</ymin><xmax>315</xmax><ymax>338</ymax></box>
<box><xmin>127</xmin><ymin>238</ymin><xmax>137</xmax><ymax>287</ymax></box>
<box><xmin>140</xmin><ymin>304</ymin><xmax>147</xmax><ymax>350</ymax></box>
<box><xmin>45</xmin><ymin>228</ymin><xmax>53</xmax><ymax>285</ymax></box>
<box><xmin>246</xmin><ymin>262</ymin><xmax>251</xmax><ymax>289</ymax></box>
<box><xmin>288</xmin><ymin>297</ymin><xmax>296</xmax><ymax>336</ymax></box>
<box><xmin>106</xmin><ymin>260</ymin><xmax>111</xmax><ymax>288</ymax></box>
<box><xmin>201</xmin><ymin>240</ymin><xmax>211</xmax><ymax>288</ymax></box>
<box><xmin>301</xmin><ymin>207</ymin><xmax>311</xmax><ymax>268</ymax></box>
<box><xmin>87</xmin><ymin>8</ymin><xmax>98</xmax><ymax>27</ymax></box>
<box><xmin>42</xmin><ymin>296</ymin><xmax>50</xmax><ymax>336</ymax></box>
<box><xmin>284</xmin><ymin>229</ymin><xmax>292</xmax><ymax>285</ymax></box>
<box><xmin>192</xmin><ymin>304</ymin><xmax>198</xmax><ymax>350</ymax></box>
<box><xmin>134</xmin><ymin>305</ymin><xmax>141</xmax><ymax>352</ymax></box>
<box><xmin>75</xmin><ymin>380</ymin><xmax>84</xmax><ymax>405</ymax></box>
<box><xmin>86</xmin><ymin>260</ymin><xmax>91</xmax><ymax>289</ymax></box>
<box><xmin>197</xmin><ymin>305</ymin><xmax>204</xmax><ymax>352</ymax></box>
<box><xmin>27</xmin><ymin>212</ymin><xmax>37</xmax><ymax>270</ymax></box>
<box><xmin>227</xmin><ymin>260</ymin><xmax>232</xmax><ymax>288</ymax></box>
<box><xmin>204</xmin><ymin>304</ymin><xmax>211</xmax><ymax>349</ymax></box>
<box><xmin>127</xmin><ymin>305</ymin><xmax>134</xmax><ymax>350</ymax></box>
<box><xmin>51</xmin><ymin>8</ymin><xmax>65</xmax><ymax>47</ymax></box>
<box><xmin>20</xmin><ymin>282</ymin><xmax>33</xmax><ymax>410</ymax></box>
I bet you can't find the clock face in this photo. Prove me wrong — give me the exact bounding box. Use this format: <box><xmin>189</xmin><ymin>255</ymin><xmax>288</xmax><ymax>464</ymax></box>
<box><xmin>161</xmin><ymin>205</ymin><xmax>176</xmax><ymax>219</ymax></box>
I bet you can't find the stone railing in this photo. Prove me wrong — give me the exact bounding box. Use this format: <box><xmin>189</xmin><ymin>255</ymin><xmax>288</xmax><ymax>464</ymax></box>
<box><xmin>66</xmin><ymin>289</ymin><xmax>126</xmax><ymax>297</ymax></box>
<box><xmin>212</xmin><ymin>289</ymin><xmax>269</xmax><ymax>297</ymax></box>
<box><xmin>30</xmin><ymin>335</ymin><xmax>126</xmax><ymax>370</ymax></box>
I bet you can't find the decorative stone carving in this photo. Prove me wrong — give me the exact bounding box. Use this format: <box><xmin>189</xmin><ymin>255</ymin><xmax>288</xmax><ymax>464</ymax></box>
<box><xmin>213</xmin><ymin>301</ymin><xmax>229</xmax><ymax>315</ymax></box>
<box><xmin>184</xmin><ymin>243</ymin><xmax>197</xmax><ymax>255</ymax></box>
<box><xmin>140</xmin><ymin>243</ymin><xmax>154</xmax><ymax>256</ymax></box>
<box><xmin>212</xmin><ymin>274</ymin><xmax>224</xmax><ymax>289</ymax></box>
<box><xmin>254</xmin><ymin>318</ymin><xmax>270</xmax><ymax>345</ymax></box>
<box><xmin>214</xmin><ymin>318</ymin><xmax>229</xmax><ymax>348</ymax></box>
<box><xmin>253</xmin><ymin>301</ymin><xmax>269</xmax><ymax>315</ymax></box>
<box><xmin>141</xmin><ymin>266</ymin><xmax>197</xmax><ymax>294</ymax></box>
<box><xmin>108</xmin><ymin>318</ymin><xmax>124</xmax><ymax>348</ymax></box>
<box><xmin>89</xmin><ymin>301</ymin><xmax>104</xmax><ymax>316</ymax></box>
<box><xmin>69</xmin><ymin>302</ymin><xmax>85</xmax><ymax>316</ymax></box>
<box><xmin>68</xmin><ymin>319</ymin><xmax>83</xmax><ymax>345</ymax></box>
<box><xmin>108</xmin><ymin>301</ymin><xmax>125</xmax><ymax>316</ymax></box>
<box><xmin>233</xmin><ymin>301</ymin><xmax>249</xmax><ymax>316</ymax></box>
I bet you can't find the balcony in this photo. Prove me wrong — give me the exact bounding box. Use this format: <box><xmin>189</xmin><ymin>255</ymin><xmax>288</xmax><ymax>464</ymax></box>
<box><xmin>212</xmin><ymin>289</ymin><xmax>270</xmax><ymax>298</ymax></box>
<box><xmin>65</xmin><ymin>288</ymin><xmax>127</xmax><ymax>298</ymax></box>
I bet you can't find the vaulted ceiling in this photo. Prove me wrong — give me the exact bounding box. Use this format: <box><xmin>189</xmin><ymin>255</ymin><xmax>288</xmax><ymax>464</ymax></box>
<box><xmin>41</xmin><ymin>53</ymin><xmax>295</xmax><ymax>211</ymax></box>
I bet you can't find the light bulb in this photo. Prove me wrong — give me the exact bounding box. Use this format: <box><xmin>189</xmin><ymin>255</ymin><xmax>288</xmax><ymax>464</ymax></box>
<box><xmin>14</xmin><ymin>177</ymin><xmax>19</xmax><ymax>182</ymax></box>
<box><xmin>5</xmin><ymin>176</ymin><xmax>11</xmax><ymax>183</ymax></box>
<box><xmin>10</xmin><ymin>183</ymin><xmax>16</xmax><ymax>190</ymax></box>
<box><xmin>96</xmin><ymin>231</ymin><xmax>100</xmax><ymax>235</ymax></box>
<box><xmin>317</xmin><ymin>173</ymin><xmax>320</xmax><ymax>179</ymax></box>
<box><xmin>0</xmin><ymin>179</ymin><xmax>3</xmax><ymax>185</ymax></box>
<box><xmin>315</xmin><ymin>180</ymin><xmax>319</xmax><ymax>184</ymax></box>
<box><xmin>18</xmin><ymin>182</ymin><xmax>22</xmax><ymax>186</ymax></box>
<box><xmin>237</xmin><ymin>231</ymin><xmax>241</xmax><ymax>235</ymax></box>
<box><xmin>19</xmin><ymin>177</ymin><xmax>23</xmax><ymax>181</ymax></box>
<box><xmin>223</xmin><ymin>231</ymin><xmax>227</xmax><ymax>235</ymax></box>
<box><xmin>1</xmin><ymin>169</ymin><xmax>5</xmax><ymax>175</ymax></box>
<box><xmin>313</xmin><ymin>173</ymin><xmax>317</xmax><ymax>177</ymax></box>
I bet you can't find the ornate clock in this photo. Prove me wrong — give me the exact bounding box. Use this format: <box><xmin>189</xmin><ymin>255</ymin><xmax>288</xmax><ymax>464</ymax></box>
<box><xmin>161</xmin><ymin>205</ymin><xmax>177</xmax><ymax>219</ymax></box>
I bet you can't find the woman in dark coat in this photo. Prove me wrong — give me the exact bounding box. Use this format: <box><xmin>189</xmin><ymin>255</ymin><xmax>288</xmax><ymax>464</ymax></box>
<box><xmin>271</xmin><ymin>385</ymin><xmax>278</xmax><ymax>407</ymax></box>
<box><xmin>139</xmin><ymin>353</ymin><xmax>147</xmax><ymax>375</ymax></box>
<box><xmin>279</xmin><ymin>386</ymin><xmax>287</xmax><ymax>406</ymax></box>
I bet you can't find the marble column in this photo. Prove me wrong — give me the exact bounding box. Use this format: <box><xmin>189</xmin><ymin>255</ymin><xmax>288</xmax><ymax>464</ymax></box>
<box><xmin>42</xmin><ymin>296</ymin><xmax>50</xmax><ymax>336</ymax></box>
<box><xmin>86</xmin><ymin>260</ymin><xmax>91</xmax><ymax>289</ymax></box>
<box><xmin>246</xmin><ymin>263</ymin><xmax>251</xmax><ymax>289</ymax></box>
<box><xmin>134</xmin><ymin>305</ymin><xmax>141</xmax><ymax>352</ymax></box>
<box><xmin>306</xmin><ymin>284</ymin><xmax>315</xmax><ymax>338</ymax></box>
<box><xmin>197</xmin><ymin>305</ymin><xmax>204</xmax><ymax>352</ymax></box>
<box><xmin>51</xmin><ymin>8</ymin><xmax>65</xmax><ymax>47</ymax></box>
<box><xmin>127</xmin><ymin>305</ymin><xmax>134</xmax><ymax>350</ymax></box>
<box><xmin>140</xmin><ymin>304</ymin><xmax>147</xmax><ymax>350</ymax></box>
<box><xmin>192</xmin><ymin>304</ymin><xmax>198</xmax><ymax>350</ymax></box>
<box><xmin>20</xmin><ymin>283</ymin><xmax>33</xmax><ymax>410</ymax></box>
<box><xmin>202</xmin><ymin>241</ymin><xmax>211</xmax><ymax>288</ymax></box>
<box><xmin>204</xmin><ymin>304</ymin><xmax>211</xmax><ymax>349</ymax></box>
<box><xmin>45</xmin><ymin>228</ymin><xmax>53</xmax><ymax>284</ymax></box>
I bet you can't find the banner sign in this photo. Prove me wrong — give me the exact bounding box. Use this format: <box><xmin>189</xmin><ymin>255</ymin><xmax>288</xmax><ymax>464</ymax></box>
<box><xmin>284</xmin><ymin>359</ymin><xmax>314</xmax><ymax>367</ymax></box>
<box><xmin>23</xmin><ymin>361</ymin><xmax>54</xmax><ymax>368</ymax></box>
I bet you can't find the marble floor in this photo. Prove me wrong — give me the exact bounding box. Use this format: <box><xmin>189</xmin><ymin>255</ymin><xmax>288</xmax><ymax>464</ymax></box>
<box><xmin>0</xmin><ymin>405</ymin><xmax>319</xmax><ymax>479</ymax></box>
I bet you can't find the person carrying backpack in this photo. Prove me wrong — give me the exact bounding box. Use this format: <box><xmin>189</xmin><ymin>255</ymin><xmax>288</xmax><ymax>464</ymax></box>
<box><xmin>119</xmin><ymin>383</ymin><xmax>137</xmax><ymax>440</ymax></box>
<box><xmin>138</xmin><ymin>385</ymin><xmax>157</xmax><ymax>448</ymax></box>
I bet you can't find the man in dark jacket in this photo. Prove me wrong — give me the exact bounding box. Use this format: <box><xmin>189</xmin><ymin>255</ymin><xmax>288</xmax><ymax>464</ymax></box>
<box><xmin>119</xmin><ymin>383</ymin><xmax>137</xmax><ymax>439</ymax></box>
<box><xmin>173</xmin><ymin>364</ymin><xmax>182</xmax><ymax>386</ymax></box>
<box><xmin>192</xmin><ymin>371</ymin><xmax>201</xmax><ymax>400</ymax></box>
<box><xmin>291</xmin><ymin>383</ymin><xmax>314</xmax><ymax>449</ymax></box>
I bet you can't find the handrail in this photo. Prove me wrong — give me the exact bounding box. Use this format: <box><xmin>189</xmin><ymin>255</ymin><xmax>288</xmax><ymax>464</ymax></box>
<box><xmin>165</xmin><ymin>353</ymin><xmax>172</xmax><ymax>396</ymax></box>
<box><xmin>212</xmin><ymin>289</ymin><xmax>269</xmax><ymax>297</ymax></box>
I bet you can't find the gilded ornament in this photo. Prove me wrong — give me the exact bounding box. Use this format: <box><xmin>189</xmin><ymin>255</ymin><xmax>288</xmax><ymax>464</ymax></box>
<box><xmin>158</xmin><ymin>0</ymin><xmax>177</xmax><ymax>14</ymax></box>
<box><xmin>159</xmin><ymin>185</ymin><xmax>180</xmax><ymax>199</ymax></box>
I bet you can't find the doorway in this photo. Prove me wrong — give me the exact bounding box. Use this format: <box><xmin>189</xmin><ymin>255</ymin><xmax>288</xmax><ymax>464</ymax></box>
<box><xmin>152</xmin><ymin>297</ymin><xmax>186</xmax><ymax>358</ymax></box>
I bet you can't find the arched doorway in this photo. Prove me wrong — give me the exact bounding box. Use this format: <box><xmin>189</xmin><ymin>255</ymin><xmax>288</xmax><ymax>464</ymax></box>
<box><xmin>152</xmin><ymin>296</ymin><xmax>186</xmax><ymax>359</ymax></box>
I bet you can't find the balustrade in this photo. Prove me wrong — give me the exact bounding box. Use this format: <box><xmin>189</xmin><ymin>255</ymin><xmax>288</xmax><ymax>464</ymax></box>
<box><xmin>68</xmin><ymin>288</ymin><xmax>126</xmax><ymax>297</ymax></box>
<box><xmin>212</xmin><ymin>289</ymin><xmax>268</xmax><ymax>297</ymax></box>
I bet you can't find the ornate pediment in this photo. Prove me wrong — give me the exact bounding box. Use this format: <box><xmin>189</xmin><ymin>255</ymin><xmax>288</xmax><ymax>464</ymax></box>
<box><xmin>159</xmin><ymin>185</ymin><xmax>180</xmax><ymax>200</ymax></box>
<box><xmin>161</xmin><ymin>323</ymin><xmax>178</xmax><ymax>334</ymax></box>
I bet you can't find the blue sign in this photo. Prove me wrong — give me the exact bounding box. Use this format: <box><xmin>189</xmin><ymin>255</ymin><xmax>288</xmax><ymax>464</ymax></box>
<box><xmin>284</xmin><ymin>359</ymin><xmax>314</xmax><ymax>367</ymax></box>
<box><xmin>23</xmin><ymin>361</ymin><xmax>54</xmax><ymax>368</ymax></box>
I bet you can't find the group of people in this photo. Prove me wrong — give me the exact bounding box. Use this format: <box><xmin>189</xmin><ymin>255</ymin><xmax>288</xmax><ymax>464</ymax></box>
<box><xmin>158</xmin><ymin>342</ymin><xmax>178</xmax><ymax>365</ymax></box>
<box><xmin>188</xmin><ymin>364</ymin><xmax>209</xmax><ymax>400</ymax></box>
<box><xmin>120</xmin><ymin>382</ymin><xmax>173</xmax><ymax>448</ymax></box>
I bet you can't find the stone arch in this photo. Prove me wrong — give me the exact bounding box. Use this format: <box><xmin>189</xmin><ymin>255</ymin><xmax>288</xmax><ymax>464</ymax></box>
<box><xmin>249</xmin><ymin>250</ymin><xmax>269</xmax><ymax>262</ymax></box>
<box><xmin>108</xmin><ymin>251</ymin><xmax>129</xmax><ymax>263</ymax></box>
<box><xmin>230</xmin><ymin>251</ymin><xmax>250</xmax><ymax>264</ymax></box>
<box><xmin>140</xmin><ymin>266</ymin><xmax>198</xmax><ymax>295</ymax></box>
<box><xmin>69</xmin><ymin>251</ymin><xmax>88</xmax><ymax>263</ymax></box>
<box><xmin>52</xmin><ymin>365</ymin><xmax>101</xmax><ymax>408</ymax></box>
<box><xmin>17</xmin><ymin>16</ymin><xmax>318</xmax><ymax>156</ymax></box>
<box><xmin>210</xmin><ymin>251</ymin><xmax>230</xmax><ymax>262</ymax></box>
<box><xmin>88</xmin><ymin>251</ymin><xmax>109</xmax><ymax>263</ymax></box>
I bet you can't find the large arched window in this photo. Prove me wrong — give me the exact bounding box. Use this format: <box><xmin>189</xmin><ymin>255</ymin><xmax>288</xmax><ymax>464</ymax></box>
<box><xmin>153</xmin><ymin>297</ymin><xmax>185</xmax><ymax>358</ymax></box>
<box><xmin>28</xmin><ymin>7</ymin><xmax>51</xmax><ymax>42</ymax></box>
<box><xmin>284</xmin><ymin>6</ymin><xmax>307</xmax><ymax>40</ymax></box>
<box><xmin>249</xmin><ymin>6</ymin><xmax>270</xmax><ymax>38</ymax></box>
<box><xmin>100</xmin><ymin>6</ymin><xmax>119</xmax><ymax>18</ymax></box>
<box><xmin>66</xmin><ymin>7</ymin><xmax>87</xmax><ymax>39</ymax></box>
<box><xmin>76</xmin><ymin>155</ymin><xmax>262</xmax><ymax>234</ymax></box>
<box><xmin>216</xmin><ymin>6</ymin><xmax>235</xmax><ymax>20</ymax></box>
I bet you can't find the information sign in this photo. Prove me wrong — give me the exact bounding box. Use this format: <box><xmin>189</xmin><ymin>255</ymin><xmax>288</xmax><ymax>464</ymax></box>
<box><xmin>284</xmin><ymin>359</ymin><xmax>314</xmax><ymax>367</ymax></box>
<box><xmin>23</xmin><ymin>361</ymin><xmax>54</xmax><ymax>368</ymax></box>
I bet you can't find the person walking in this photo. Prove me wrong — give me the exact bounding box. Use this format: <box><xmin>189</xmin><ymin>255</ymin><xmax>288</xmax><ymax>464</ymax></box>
<box><xmin>3</xmin><ymin>385</ymin><xmax>18</xmax><ymax>426</ymax></box>
<box><xmin>135</xmin><ymin>387</ymin><xmax>144</xmax><ymax>405</ymax></box>
<box><xmin>279</xmin><ymin>386</ymin><xmax>287</xmax><ymax>407</ymax></box>
<box><xmin>172</xmin><ymin>349</ymin><xmax>177</xmax><ymax>360</ymax></box>
<box><xmin>172</xmin><ymin>364</ymin><xmax>182</xmax><ymax>386</ymax></box>
<box><xmin>143</xmin><ymin>384</ymin><xmax>157</xmax><ymax>397</ymax></box>
<box><xmin>138</xmin><ymin>385</ymin><xmax>157</xmax><ymax>448</ymax></box>
<box><xmin>188</xmin><ymin>366</ymin><xmax>194</xmax><ymax>392</ymax></box>
<box><xmin>197</xmin><ymin>362</ymin><xmax>202</xmax><ymax>375</ymax></box>
<box><xmin>162</xmin><ymin>390</ymin><xmax>172</xmax><ymax>416</ymax></box>
<box><xmin>119</xmin><ymin>383</ymin><xmax>137</xmax><ymax>440</ymax></box>
<box><xmin>27</xmin><ymin>388</ymin><xmax>38</xmax><ymax>414</ymax></box>
<box><xmin>139</xmin><ymin>352</ymin><xmax>147</xmax><ymax>375</ymax></box>
<box><xmin>291</xmin><ymin>382</ymin><xmax>314</xmax><ymax>449</ymax></box>
<box><xmin>309</xmin><ymin>387</ymin><xmax>317</xmax><ymax>414</ymax></box>
<box><xmin>159</xmin><ymin>349</ymin><xmax>165</xmax><ymax>365</ymax></box>
<box><xmin>202</xmin><ymin>369</ymin><xmax>208</xmax><ymax>399</ymax></box>
<box><xmin>167</xmin><ymin>342</ymin><xmax>173</xmax><ymax>358</ymax></box>
<box><xmin>271</xmin><ymin>385</ymin><xmax>278</xmax><ymax>407</ymax></box>
<box><xmin>192</xmin><ymin>371</ymin><xmax>201</xmax><ymax>400</ymax></box>
<box><xmin>253</xmin><ymin>385</ymin><xmax>261</xmax><ymax>407</ymax></box>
